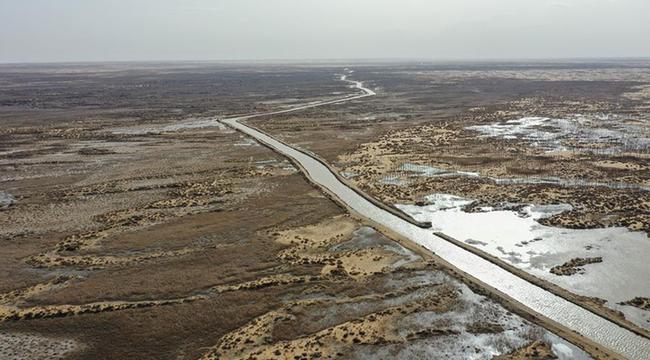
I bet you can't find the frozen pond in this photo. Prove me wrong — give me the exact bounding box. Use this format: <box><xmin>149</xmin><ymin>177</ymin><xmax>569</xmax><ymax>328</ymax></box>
<box><xmin>397</xmin><ymin>194</ymin><xmax>650</xmax><ymax>330</ymax></box>
<box><xmin>466</xmin><ymin>115</ymin><xmax>650</xmax><ymax>154</ymax></box>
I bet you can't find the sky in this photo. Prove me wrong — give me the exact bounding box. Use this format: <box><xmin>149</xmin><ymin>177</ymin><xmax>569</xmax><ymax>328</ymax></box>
<box><xmin>1</xmin><ymin>0</ymin><xmax>649</xmax><ymax>63</ymax></box>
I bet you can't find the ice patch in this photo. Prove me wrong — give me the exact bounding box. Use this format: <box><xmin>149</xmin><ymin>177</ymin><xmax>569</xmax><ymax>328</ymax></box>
<box><xmin>0</xmin><ymin>191</ymin><xmax>15</xmax><ymax>209</ymax></box>
<box><xmin>523</xmin><ymin>204</ymin><xmax>574</xmax><ymax>219</ymax></box>
<box><xmin>466</xmin><ymin>115</ymin><xmax>650</xmax><ymax>154</ymax></box>
<box><xmin>421</xmin><ymin>193</ymin><xmax>473</xmax><ymax>211</ymax></box>
<box><xmin>377</xmin><ymin>164</ymin><xmax>479</xmax><ymax>187</ymax></box>
<box><xmin>552</xmin><ymin>342</ymin><xmax>576</xmax><ymax>358</ymax></box>
<box><xmin>400</xmin><ymin>163</ymin><xmax>480</xmax><ymax>178</ymax></box>
<box><xmin>397</xmin><ymin>193</ymin><xmax>650</xmax><ymax>329</ymax></box>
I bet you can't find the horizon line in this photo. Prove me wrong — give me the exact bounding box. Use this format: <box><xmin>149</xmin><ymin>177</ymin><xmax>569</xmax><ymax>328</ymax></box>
<box><xmin>2</xmin><ymin>56</ymin><xmax>650</xmax><ymax>66</ymax></box>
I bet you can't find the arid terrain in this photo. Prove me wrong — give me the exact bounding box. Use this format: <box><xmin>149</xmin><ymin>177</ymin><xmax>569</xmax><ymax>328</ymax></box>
<box><xmin>251</xmin><ymin>62</ymin><xmax>650</xmax><ymax>336</ymax></box>
<box><xmin>2</xmin><ymin>61</ymin><xmax>649</xmax><ymax>359</ymax></box>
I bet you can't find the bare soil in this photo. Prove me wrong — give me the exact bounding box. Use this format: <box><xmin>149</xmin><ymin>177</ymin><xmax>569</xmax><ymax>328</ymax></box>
<box><xmin>0</xmin><ymin>64</ymin><xmax>588</xmax><ymax>359</ymax></box>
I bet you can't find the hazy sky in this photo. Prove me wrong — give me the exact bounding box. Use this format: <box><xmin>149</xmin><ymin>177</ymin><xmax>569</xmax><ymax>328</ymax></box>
<box><xmin>1</xmin><ymin>0</ymin><xmax>649</xmax><ymax>63</ymax></box>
